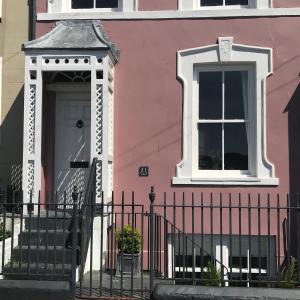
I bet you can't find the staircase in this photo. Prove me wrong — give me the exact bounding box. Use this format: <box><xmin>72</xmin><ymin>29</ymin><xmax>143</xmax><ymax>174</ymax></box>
<box><xmin>4</xmin><ymin>210</ymin><xmax>73</xmax><ymax>281</ymax></box>
<box><xmin>0</xmin><ymin>159</ymin><xmax>98</xmax><ymax>300</ymax></box>
<box><xmin>0</xmin><ymin>210</ymin><xmax>74</xmax><ymax>300</ymax></box>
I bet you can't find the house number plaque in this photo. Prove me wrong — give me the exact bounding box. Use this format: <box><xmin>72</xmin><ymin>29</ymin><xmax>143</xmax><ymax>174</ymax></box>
<box><xmin>139</xmin><ymin>166</ymin><xmax>149</xmax><ymax>177</ymax></box>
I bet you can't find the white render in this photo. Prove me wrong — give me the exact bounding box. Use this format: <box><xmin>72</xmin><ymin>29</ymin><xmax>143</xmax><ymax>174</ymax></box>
<box><xmin>172</xmin><ymin>37</ymin><xmax>279</xmax><ymax>186</ymax></box>
<box><xmin>38</xmin><ymin>7</ymin><xmax>300</xmax><ymax>21</ymax></box>
<box><xmin>22</xmin><ymin>51</ymin><xmax>115</xmax><ymax>203</ymax></box>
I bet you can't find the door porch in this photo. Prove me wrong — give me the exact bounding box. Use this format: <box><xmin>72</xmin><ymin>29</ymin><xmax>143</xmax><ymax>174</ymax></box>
<box><xmin>21</xmin><ymin>20</ymin><xmax>119</xmax><ymax>206</ymax></box>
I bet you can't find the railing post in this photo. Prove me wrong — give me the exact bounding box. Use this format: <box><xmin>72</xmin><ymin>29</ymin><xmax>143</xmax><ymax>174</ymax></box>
<box><xmin>71</xmin><ymin>186</ymin><xmax>79</xmax><ymax>298</ymax></box>
<box><xmin>149</xmin><ymin>186</ymin><xmax>156</xmax><ymax>295</ymax></box>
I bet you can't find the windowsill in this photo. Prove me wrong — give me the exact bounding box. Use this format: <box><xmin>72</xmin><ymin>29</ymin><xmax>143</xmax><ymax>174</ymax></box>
<box><xmin>37</xmin><ymin>8</ymin><xmax>300</xmax><ymax>21</ymax></box>
<box><xmin>172</xmin><ymin>176</ymin><xmax>279</xmax><ymax>186</ymax></box>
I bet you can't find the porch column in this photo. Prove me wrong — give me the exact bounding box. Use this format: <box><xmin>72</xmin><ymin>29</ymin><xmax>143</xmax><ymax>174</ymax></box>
<box><xmin>22</xmin><ymin>55</ymin><xmax>43</xmax><ymax>204</ymax></box>
<box><xmin>91</xmin><ymin>55</ymin><xmax>111</xmax><ymax>203</ymax></box>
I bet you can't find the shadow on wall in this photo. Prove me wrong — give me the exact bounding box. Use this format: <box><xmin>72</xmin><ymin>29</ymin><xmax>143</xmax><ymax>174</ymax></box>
<box><xmin>0</xmin><ymin>86</ymin><xmax>24</xmax><ymax>190</ymax></box>
<box><xmin>284</xmin><ymin>82</ymin><xmax>300</xmax><ymax>258</ymax></box>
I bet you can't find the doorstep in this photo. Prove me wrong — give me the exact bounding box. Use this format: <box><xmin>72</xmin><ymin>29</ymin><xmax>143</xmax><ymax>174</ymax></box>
<box><xmin>153</xmin><ymin>285</ymin><xmax>300</xmax><ymax>300</ymax></box>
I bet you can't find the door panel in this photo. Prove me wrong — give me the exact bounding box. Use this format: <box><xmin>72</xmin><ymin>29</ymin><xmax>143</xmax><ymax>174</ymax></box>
<box><xmin>54</xmin><ymin>100</ymin><xmax>91</xmax><ymax>204</ymax></box>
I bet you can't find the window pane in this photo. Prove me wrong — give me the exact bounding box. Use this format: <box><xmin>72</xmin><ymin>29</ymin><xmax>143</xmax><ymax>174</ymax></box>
<box><xmin>225</xmin><ymin>71</ymin><xmax>246</xmax><ymax>119</ymax></box>
<box><xmin>225</xmin><ymin>0</ymin><xmax>248</xmax><ymax>5</ymax></box>
<box><xmin>224</xmin><ymin>123</ymin><xmax>248</xmax><ymax>170</ymax></box>
<box><xmin>198</xmin><ymin>124</ymin><xmax>222</xmax><ymax>170</ymax></box>
<box><xmin>199</xmin><ymin>72</ymin><xmax>222</xmax><ymax>119</ymax></box>
<box><xmin>201</xmin><ymin>0</ymin><xmax>223</xmax><ymax>6</ymax></box>
<box><xmin>96</xmin><ymin>0</ymin><xmax>118</xmax><ymax>8</ymax></box>
<box><xmin>72</xmin><ymin>0</ymin><xmax>93</xmax><ymax>9</ymax></box>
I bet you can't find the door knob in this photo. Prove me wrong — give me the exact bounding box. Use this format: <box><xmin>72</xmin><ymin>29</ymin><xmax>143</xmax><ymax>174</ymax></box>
<box><xmin>76</xmin><ymin>119</ymin><xmax>84</xmax><ymax>128</ymax></box>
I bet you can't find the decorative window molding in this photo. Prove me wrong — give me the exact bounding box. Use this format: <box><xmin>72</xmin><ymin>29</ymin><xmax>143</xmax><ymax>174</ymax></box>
<box><xmin>47</xmin><ymin>0</ymin><xmax>137</xmax><ymax>13</ymax></box>
<box><xmin>178</xmin><ymin>0</ymin><xmax>272</xmax><ymax>10</ymax></box>
<box><xmin>173</xmin><ymin>37</ymin><xmax>278</xmax><ymax>186</ymax></box>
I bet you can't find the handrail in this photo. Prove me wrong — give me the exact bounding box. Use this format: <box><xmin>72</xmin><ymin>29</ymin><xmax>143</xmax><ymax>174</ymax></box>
<box><xmin>156</xmin><ymin>213</ymin><xmax>229</xmax><ymax>277</ymax></box>
<box><xmin>77</xmin><ymin>158</ymin><xmax>98</xmax><ymax>280</ymax></box>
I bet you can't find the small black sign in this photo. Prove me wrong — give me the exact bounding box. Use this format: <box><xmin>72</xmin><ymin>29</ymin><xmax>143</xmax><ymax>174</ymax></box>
<box><xmin>139</xmin><ymin>166</ymin><xmax>149</xmax><ymax>177</ymax></box>
<box><xmin>70</xmin><ymin>161</ymin><xmax>89</xmax><ymax>169</ymax></box>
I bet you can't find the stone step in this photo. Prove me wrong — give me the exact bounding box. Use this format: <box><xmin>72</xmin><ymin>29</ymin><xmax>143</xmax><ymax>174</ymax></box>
<box><xmin>12</xmin><ymin>245</ymin><xmax>73</xmax><ymax>265</ymax></box>
<box><xmin>3</xmin><ymin>263</ymin><xmax>72</xmax><ymax>281</ymax></box>
<box><xmin>24</xmin><ymin>212</ymin><xmax>72</xmax><ymax>231</ymax></box>
<box><xmin>0</xmin><ymin>280</ymin><xmax>72</xmax><ymax>299</ymax></box>
<box><xmin>4</xmin><ymin>262</ymin><xmax>72</xmax><ymax>274</ymax></box>
<box><xmin>19</xmin><ymin>230</ymin><xmax>70</xmax><ymax>247</ymax></box>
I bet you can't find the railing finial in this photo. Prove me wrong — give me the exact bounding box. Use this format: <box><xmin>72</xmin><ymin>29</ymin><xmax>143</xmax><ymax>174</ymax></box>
<box><xmin>72</xmin><ymin>185</ymin><xmax>79</xmax><ymax>203</ymax></box>
<box><xmin>149</xmin><ymin>186</ymin><xmax>155</xmax><ymax>204</ymax></box>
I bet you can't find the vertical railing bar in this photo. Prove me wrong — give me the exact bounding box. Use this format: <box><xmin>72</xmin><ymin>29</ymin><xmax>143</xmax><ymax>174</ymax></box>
<box><xmin>19</xmin><ymin>195</ymin><xmax>24</xmax><ymax>273</ymax></box>
<box><xmin>238</xmin><ymin>193</ymin><xmax>242</xmax><ymax>283</ymax></box>
<box><xmin>54</xmin><ymin>191</ymin><xmax>58</xmax><ymax>273</ymax></box>
<box><xmin>141</xmin><ymin>205</ymin><xmax>144</xmax><ymax>300</ymax></box>
<box><xmin>99</xmin><ymin>190</ymin><xmax>104</xmax><ymax>296</ymax></box>
<box><xmin>220</xmin><ymin>193</ymin><xmax>223</xmax><ymax>286</ymax></box>
<box><xmin>154</xmin><ymin>214</ymin><xmax>160</xmax><ymax>273</ymax></box>
<box><xmin>149</xmin><ymin>187</ymin><xmax>156</xmax><ymax>295</ymax></box>
<box><xmin>201</xmin><ymin>193</ymin><xmax>204</xmax><ymax>282</ymax></box>
<box><xmin>229</xmin><ymin>193</ymin><xmax>232</xmax><ymax>285</ymax></box>
<box><xmin>159</xmin><ymin>214</ymin><xmax>162</xmax><ymax>278</ymax></box>
<box><xmin>192</xmin><ymin>193</ymin><xmax>195</xmax><ymax>285</ymax></box>
<box><xmin>178</xmin><ymin>227</ymin><xmax>181</xmax><ymax>275</ymax></box>
<box><xmin>114</xmin><ymin>211</ymin><xmax>117</xmax><ymax>286</ymax></box>
<box><xmin>62</xmin><ymin>191</ymin><xmax>67</xmax><ymax>275</ymax></box>
<box><xmin>109</xmin><ymin>191</ymin><xmax>114</xmax><ymax>296</ymax></box>
<box><xmin>267</xmin><ymin>194</ymin><xmax>271</xmax><ymax>283</ymax></box>
<box><xmin>173</xmin><ymin>192</ymin><xmax>176</xmax><ymax>279</ymax></box>
<box><xmin>45</xmin><ymin>193</ymin><xmax>49</xmax><ymax>272</ymax></box>
<box><xmin>36</xmin><ymin>191</ymin><xmax>41</xmax><ymax>275</ymax></box>
<box><xmin>286</xmin><ymin>194</ymin><xmax>290</xmax><ymax>282</ymax></box>
<box><xmin>120</xmin><ymin>191</ymin><xmax>125</xmax><ymax>296</ymax></box>
<box><xmin>210</xmin><ymin>193</ymin><xmax>213</xmax><ymax>280</ymax></box>
<box><xmin>258</xmin><ymin>194</ymin><xmax>261</xmax><ymax>283</ymax></box>
<box><xmin>147</xmin><ymin>211</ymin><xmax>150</xmax><ymax>271</ymax></box>
<box><xmin>130</xmin><ymin>192</ymin><xmax>135</xmax><ymax>297</ymax></box>
<box><xmin>10</xmin><ymin>191</ymin><xmax>16</xmax><ymax>274</ymax></box>
<box><xmin>248</xmin><ymin>194</ymin><xmax>252</xmax><ymax>287</ymax></box>
<box><xmin>27</xmin><ymin>190</ymin><xmax>32</xmax><ymax>274</ymax></box>
<box><xmin>1</xmin><ymin>194</ymin><xmax>7</xmax><ymax>275</ymax></box>
<box><xmin>164</xmin><ymin>192</ymin><xmax>168</xmax><ymax>279</ymax></box>
<box><xmin>277</xmin><ymin>194</ymin><xmax>281</xmax><ymax>286</ymax></box>
<box><xmin>182</xmin><ymin>192</ymin><xmax>185</xmax><ymax>279</ymax></box>
<box><xmin>71</xmin><ymin>188</ymin><xmax>78</xmax><ymax>298</ymax></box>
<box><xmin>89</xmin><ymin>193</ymin><xmax>94</xmax><ymax>297</ymax></box>
<box><xmin>79</xmin><ymin>194</ymin><xmax>84</xmax><ymax>297</ymax></box>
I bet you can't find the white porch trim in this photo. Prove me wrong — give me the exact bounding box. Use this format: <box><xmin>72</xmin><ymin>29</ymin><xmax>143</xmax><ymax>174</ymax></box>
<box><xmin>22</xmin><ymin>51</ymin><xmax>115</xmax><ymax>204</ymax></box>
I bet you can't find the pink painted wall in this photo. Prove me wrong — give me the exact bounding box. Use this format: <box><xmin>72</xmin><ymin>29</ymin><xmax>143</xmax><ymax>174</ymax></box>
<box><xmin>273</xmin><ymin>0</ymin><xmax>300</xmax><ymax>7</ymax></box>
<box><xmin>34</xmin><ymin>4</ymin><xmax>300</xmax><ymax>258</ymax></box>
<box><xmin>138</xmin><ymin>0</ymin><xmax>177</xmax><ymax>11</ymax></box>
<box><xmin>96</xmin><ymin>18</ymin><xmax>300</xmax><ymax>205</ymax></box>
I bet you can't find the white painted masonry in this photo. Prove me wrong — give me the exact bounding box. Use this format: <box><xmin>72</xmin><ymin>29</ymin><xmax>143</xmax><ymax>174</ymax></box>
<box><xmin>172</xmin><ymin>37</ymin><xmax>279</xmax><ymax>186</ymax></box>
<box><xmin>22</xmin><ymin>50</ymin><xmax>115</xmax><ymax>204</ymax></box>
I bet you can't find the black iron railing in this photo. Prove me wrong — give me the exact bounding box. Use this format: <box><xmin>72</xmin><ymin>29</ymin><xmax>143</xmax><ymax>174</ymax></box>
<box><xmin>0</xmin><ymin>188</ymin><xmax>299</xmax><ymax>299</ymax></box>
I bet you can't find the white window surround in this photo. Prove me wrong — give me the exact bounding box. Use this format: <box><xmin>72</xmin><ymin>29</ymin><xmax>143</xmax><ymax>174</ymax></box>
<box><xmin>172</xmin><ymin>37</ymin><xmax>279</xmax><ymax>186</ymax></box>
<box><xmin>47</xmin><ymin>0</ymin><xmax>137</xmax><ymax>13</ymax></box>
<box><xmin>179</xmin><ymin>0</ymin><xmax>272</xmax><ymax>10</ymax></box>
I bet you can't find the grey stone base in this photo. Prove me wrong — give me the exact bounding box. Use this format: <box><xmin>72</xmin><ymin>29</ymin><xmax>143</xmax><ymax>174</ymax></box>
<box><xmin>153</xmin><ymin>285</ymin><xmax>300</xmax><ymax>300</ymax></box>
<box><xmin>0</xmin><ymin>280</ymin><xmax>71</xmax><ymax>300</ymax></box>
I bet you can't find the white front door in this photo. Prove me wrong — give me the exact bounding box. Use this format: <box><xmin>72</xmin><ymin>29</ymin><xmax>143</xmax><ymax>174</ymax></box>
<box><xmin>54</xmin><ymin>98</ymin><xmax>91</xmax><ymax>204</ymax></box>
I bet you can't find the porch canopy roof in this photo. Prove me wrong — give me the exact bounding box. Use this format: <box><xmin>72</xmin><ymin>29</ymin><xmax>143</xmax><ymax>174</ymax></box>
<box><xmin>22</xmin><ymin>20</ymin><xmax>120</xmax><ymax>64</ymax></box>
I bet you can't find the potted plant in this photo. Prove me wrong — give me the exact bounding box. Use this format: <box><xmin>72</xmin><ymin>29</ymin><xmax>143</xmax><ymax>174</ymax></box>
<box><xmin>116</xmin><ymin>224</ymin><xmax>142</xmax><ymax>276</ymax></box>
